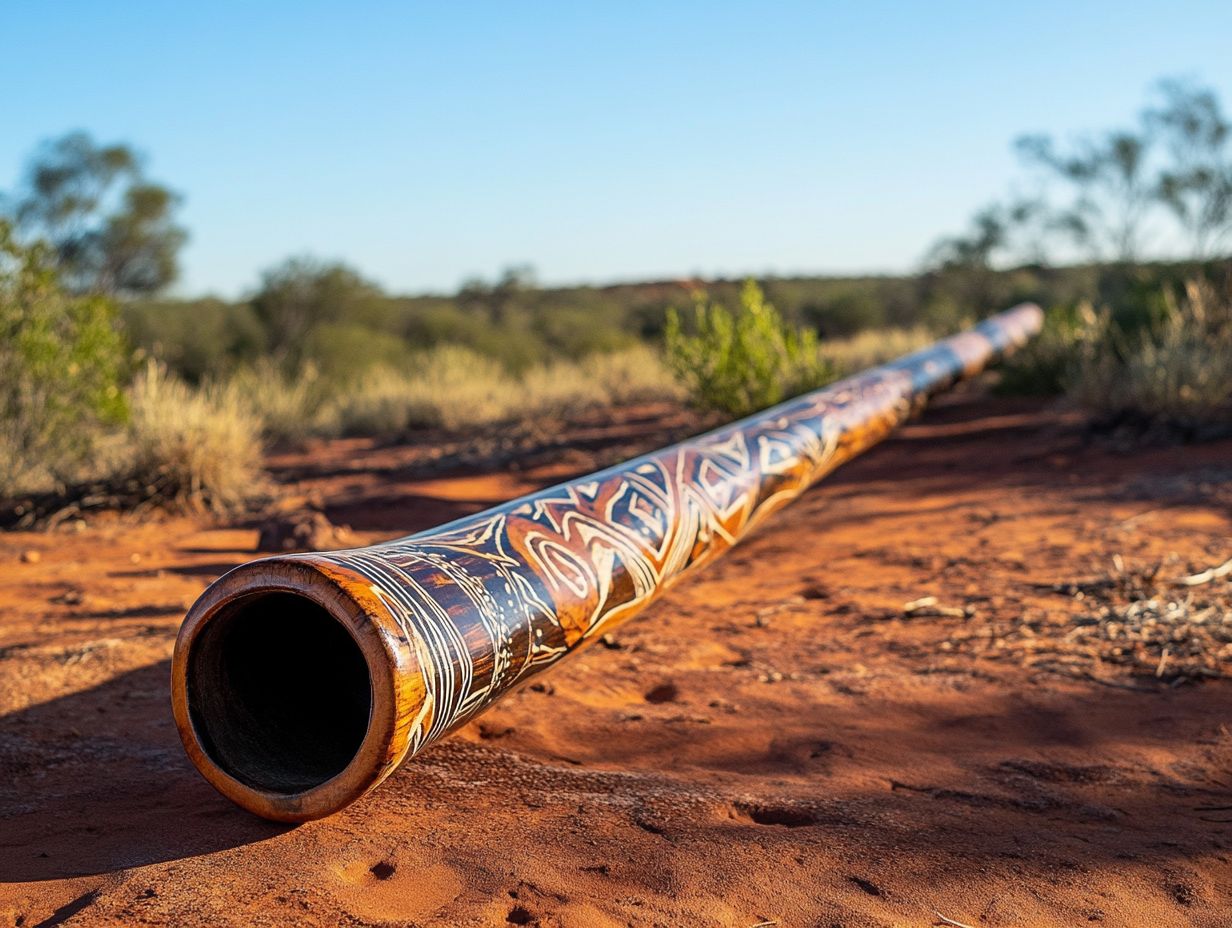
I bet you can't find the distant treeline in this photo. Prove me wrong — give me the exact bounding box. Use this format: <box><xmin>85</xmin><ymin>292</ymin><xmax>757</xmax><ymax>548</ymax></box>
<box><xmin>121</xmin><ymin>257</ymin><xmax>1231</xmax><ymax>384</ymax></box>
<box><xmin>8</xmin><ymin>77</ymin><xmax>1232</xmax><ymax>388</ymax></box>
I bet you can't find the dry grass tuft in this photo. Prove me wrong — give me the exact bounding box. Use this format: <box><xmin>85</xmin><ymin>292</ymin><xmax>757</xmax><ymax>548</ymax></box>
<box><xmin>1068</xmin><ymin>280</ymin><xmax>1232</xmax><ymax>435</ymax></box>
<box><xmin>124</xmin><ymin>362</ymin><xmax>267</xmax><ymax>514</ymax></box>
<box><xmin>323</xmin><ymin>344</ymin><xmax>680</xmax><ymax>436</ymax></box>
<box><xmin>326</xmin><ymin>346</ymin><xmax>519</xmax><ymax>434</ymax></box>
<box><xmin>2</xmin><ymin>344</ymin><xmax>681</xmax><ymax>524</ymax></box>
<box><xmin>820</xmin><ymin>325</ymin><xmax>935</xmax><ymax>375</ymax></box>
<box><xmin>225</xmin><ymin>360</ymin><xmax>327</xmax><ymax>446</ymax></box>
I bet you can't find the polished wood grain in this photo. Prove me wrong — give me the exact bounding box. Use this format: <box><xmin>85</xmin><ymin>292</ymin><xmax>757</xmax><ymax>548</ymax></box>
<box><xmin>172</xmin><ymin>304</ymin><xmax>1043</xmax><ymax>820</ymax></box>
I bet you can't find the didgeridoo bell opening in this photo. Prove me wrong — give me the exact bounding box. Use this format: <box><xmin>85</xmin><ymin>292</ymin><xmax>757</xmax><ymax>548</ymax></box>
<box><xmin>171</xmin><ymin>559</ymin><xmax>425</xmax><ymax>822</ymax></box>
<box><xmin>173</xmin><ymin>303</ymin><xmax>1044</xmax><ymax>822</ymax></box>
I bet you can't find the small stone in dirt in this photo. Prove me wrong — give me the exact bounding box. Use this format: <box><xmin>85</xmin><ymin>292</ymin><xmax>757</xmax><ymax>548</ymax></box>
<box><xmin>506</xmin><ymin>905</ymin><xmax>534</xmax><ymax>925</ymax></box>
<box><xmin>369</xmin><ymin>861</ymin><xmax>396</xmax><ymax>880</ymax></box>
<box><xmin>847</xmin><ymin>875</ymin><xmax>884</xmax><ymax>896</ymax></box>
<box><xmin>256</xmin><ymin>510</ymin><xmax>354</xmax><ymax>553</ymax></box>
<box><xmin>20</xmin><ymin>549</ymin><xmax>40</xmax><ymax>564</ymax></box>
<box><xmin>644</xmin><ymin>682</ymin><xmax>679</xmax><ymax>704</ymax></box>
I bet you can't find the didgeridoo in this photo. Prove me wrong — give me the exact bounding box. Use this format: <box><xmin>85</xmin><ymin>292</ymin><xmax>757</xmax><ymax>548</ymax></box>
<box><xmin>172</xmin><ymin>303</ymin><xmax>1042</xmax><ymax>821</ymax></box>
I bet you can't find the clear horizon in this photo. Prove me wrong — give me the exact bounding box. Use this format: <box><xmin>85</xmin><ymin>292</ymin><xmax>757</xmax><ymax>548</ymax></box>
<box><xmin>4</xmin><ymin>1</ymin><xmax>1231</xmax><ymax>299</ymax></box>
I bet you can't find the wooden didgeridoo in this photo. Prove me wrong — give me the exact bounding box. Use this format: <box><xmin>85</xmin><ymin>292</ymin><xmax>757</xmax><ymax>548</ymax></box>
<box><xmin>172</xmin><ymin>303</ymin><xmax>1042</xmax><ymax>821</ymax></box>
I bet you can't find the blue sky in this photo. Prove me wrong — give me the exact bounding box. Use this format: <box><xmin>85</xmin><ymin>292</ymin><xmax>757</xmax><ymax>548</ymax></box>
<box><xmin>4</xmin><ymin>1</ymin><xmax>1231</xmax><ymax>297</ymax></box>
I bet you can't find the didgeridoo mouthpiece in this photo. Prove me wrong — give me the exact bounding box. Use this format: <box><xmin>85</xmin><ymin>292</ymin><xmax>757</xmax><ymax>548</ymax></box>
<box><xmin>171</xmin><ymin>303</ymin><xmax>1043</xmax><ymax>821</ymax></box>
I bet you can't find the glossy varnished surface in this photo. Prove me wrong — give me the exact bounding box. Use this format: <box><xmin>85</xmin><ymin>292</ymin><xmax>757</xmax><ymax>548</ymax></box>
<box><xmin>172</xmin><ymin>304</ymin><xmax>1042</xmax><ymax>819</ymax></box>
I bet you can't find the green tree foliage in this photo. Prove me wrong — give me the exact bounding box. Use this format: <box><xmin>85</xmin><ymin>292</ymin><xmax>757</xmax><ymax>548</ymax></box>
<box><xmin>0</xmin><ymin>220</ymin><xmax>128</xmax><ymax>494</ymax></box>
<box><xmin>1017</xmin><ymin>129</ymin><xmax>1155</xmax><ymax>263</ymax></box>
<box><xmin>122</xmin><ymin>298</ymin><xmax>267</xmax><ymax>383</ymax></box>
<box><xmin>457</xmin><ymin>264</ymin><xmax>537</xmax><ymax>324</ymax></box>
<box><xmin>1148</xmin><ymin>80</ymin><xmax>1232</xmax><ymax>258</ymax></box>
<box><xmin>8</xmin><ymin>132</ymin><xmax>186</xmax><ymax>295</ymax></box>
<box><xmin>924</xmin><ymin>78</ymin><xmax>1232</xmax><ymax>416</ymax></box>
<box><xmin>995</xmin><ymin>302</ymin><xmax>1104</xmax><ymax>396</ymax></box>
<box><xmin>250</xmin><ymin>257</ymin><xmax>390</xmax><ymax>366</ymax></box>
<box><xmin>299</xmin><ymin>321</ymin><xmax>415</xmax><ymax>382</ymax></box>
<box><xmin>939</xmin><ymin>79</ymin><xmax>1232</xmax><ymax>275</ymax></box>
<box><xmin>664</xmin><ymin>279</ymin><xmax>834</xmax><ymax>417</ymax></box>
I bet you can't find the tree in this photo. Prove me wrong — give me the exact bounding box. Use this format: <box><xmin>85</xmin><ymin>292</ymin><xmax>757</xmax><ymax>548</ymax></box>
<box><xmin>457</xmin><ymin>264</ymin><xmax>537</xmax><ymax>324</ymax></box>
<box><xmin>0</xmin><ymin>220</ymin><xmax>128</xmax><ymax>494</ymax></box>
<box><xmin>1147</xmin><ymin>79</ymin><xmax>1232</xmax><ymax>258</ymax></box>
<box><xmin>926</xmin><ymin>204</ymin><xmax>1009</xmax><ymax>270</ymax></box>
<box><xmin>8</xmin><ymin>132</ymin><xmax>186</xmax><ymax>296</ymax></box>
<box><xmin>1016</xmin><ymin>127</ymin><xmax>1155</xmax><ymax>263</ymax></box>
<box><xmin>250</xmin><ymin>257</ymin><xmax>388</xmax><ymax>364</ymax></box>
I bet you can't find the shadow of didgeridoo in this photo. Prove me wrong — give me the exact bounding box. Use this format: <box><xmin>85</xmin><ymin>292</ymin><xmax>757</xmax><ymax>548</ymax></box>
<box><xmin>0</xmin><ymin>660</ymin><xmax>288</xmax><ymax>882</ymax></box>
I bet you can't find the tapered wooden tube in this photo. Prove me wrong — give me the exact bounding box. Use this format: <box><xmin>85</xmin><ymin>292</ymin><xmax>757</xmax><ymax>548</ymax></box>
<box><xmin>172</xmin><ymin>304</ymin><xmax>1042</xmax><ymax>820</ymax></box>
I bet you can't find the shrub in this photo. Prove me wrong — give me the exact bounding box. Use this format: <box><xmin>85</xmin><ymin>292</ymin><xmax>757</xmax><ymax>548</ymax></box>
<box><xmin>324</xmin><ymin>345</ymin><xmax>681</xmax><ymax>436</ymax></box>
<box><xmin>299</xmin><ymin>321</ymin><xmax>416</xmax><ymax>382</ymax></box>
<box><xmin>799</xmin><ymin>288</ymin><xmax>888</xmax><ymax>336</ymax></box>
<box><xmin>327</xmin><ymin>346</ymin><xmax>514</xmax><ymax>434</ymax></box>
<box><xmin>0</xmin><ymin>222</ymin><xmax>128</xmax><ymax>497</ymax></box>
<box><xmin>1068</xmin><ymin>279</ymin><xmax>1232</xmax><ymax>433</ymax></box>
<box><xmin>531</xmin><ymin>305</ymin><xmax>635</xmax><ymax>357</ymax></box>
<box><xmin>251</xmin><ymin>257</ymin><xmax>389</xmax><ymax>365</ymax></box>
<box><xmin>224</xmin><ymin>360</ymin><xmax>328</xmax><ymax>446</ymax></box>
<box><xmin>996</xmin><ymin>303</ymin><xmax>1100</xmax><ymax>396</ymax></box>
<box><xmin>122</xmin><ymin>298</ymin><xmax>266</xmax><ymax>382</ymax></box>
<box><xmin>124</xmin><ymin>361</ymin><xmax>265</xmax><ymax>513</ymax></box>
<box><xmin>580</xmin><ymin>344</ymin><xmax>683</xmax><ymax>405</ymax></box>
<box><xmin>664</xmin><ymin>279</ymin><xmax>835</xmax><ymax>417</ymax></box>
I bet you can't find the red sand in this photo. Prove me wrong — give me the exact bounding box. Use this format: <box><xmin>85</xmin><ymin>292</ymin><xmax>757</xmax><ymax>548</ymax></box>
<box><xmin>2</xmin><ymin>393</ymin><xmax>1230</xmax><ymax>926</ymax></box>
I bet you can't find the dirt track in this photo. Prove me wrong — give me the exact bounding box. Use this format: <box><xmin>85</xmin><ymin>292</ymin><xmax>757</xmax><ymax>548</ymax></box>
<box><xmin>2</xmin><ymin>392</ymin><xmax>1231</xmax><ymax>927</ymax></box>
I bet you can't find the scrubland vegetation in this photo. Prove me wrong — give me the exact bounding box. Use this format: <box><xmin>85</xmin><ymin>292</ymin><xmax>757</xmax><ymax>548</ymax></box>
<box><xmin>1067</xmin><ymin>280</ymin><xmax>1232</xmax><ymax>435</ymax></box>
<box><xmin>234</xmin><ymin>343</ymin><xmax>682</xmax><ymax>441</ymax></box>
<box><xmin>3</xmin><ymin>78</ymin><xmax>1232</xmax><ymax>517</ymax></box>
<box><xmin>124</xmin><ymin>363</ymin><xmax>266</xmax><ymax>514</ymax></box>
<box><xmin>665</xmin><ymin>280</ymin><xmax>834</xmax><ymax>417</ymax></box>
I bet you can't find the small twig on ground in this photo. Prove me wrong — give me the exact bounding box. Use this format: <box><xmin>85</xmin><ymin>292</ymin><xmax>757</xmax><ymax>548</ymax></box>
<box><xmin>934</xmin><ymin>912</ymin><xmax>977</xmax><ymax>928</ymax></box>
<box><xmin>1175</xmin><ymin>557</ymin><xmax>1232</xmax><ymax>587</ymax></box>
<box><xmin>904</xmin><ymin>596</ymin><xmax>970</xmax><ymax>618</ymax></box>
<box><xmin>1118</xmin><ymin>507</ymin><xmax>1161</xmax><ymax>526</ymax></box>
<box><xmin>1156</xmin><ymin>647</ymin><xmax>1171</xmax><ymax>678</ymax></box>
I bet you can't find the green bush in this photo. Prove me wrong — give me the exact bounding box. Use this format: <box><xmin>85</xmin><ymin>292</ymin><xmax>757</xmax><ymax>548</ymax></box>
<box><xmin>122</xmin><ymin>298</ymin><xmax>267</xmax><ymax>382</ymax></box>
<box><xmin>531</xmin><ymin>305</ymin><xmax>635</xmax><ymax>357</ymax></box>
<box><xmin>664</xmin><ymin>279</ymin><xmax>835</xmax><ymax>417</ymax></box>
<box><xmin>251</xmin><ymin>257</ymin><xmax>390</xmax><ymax>365</ymax></box>
<box><xmin>0</xmin><ymin>222</ymin><xmax>129</xmax><ymax>496</ymax></box>
<box><xmin>996</xmin><ymin>303</ymin><xmax>1098</xmax><ymax>396</ymax></box>
<box><xmin>299</xmin><ymin>321</ymin><xmax>416</xmax><ymax>382</ymax></box>
<box><xmin>1068</xmin><ymin>280</ymin><xmax>1232</xmax><ymax>433</ymax></box>
<box><xmin>799</xmin><ymin>288</ymin><xmax>887</xmax><ymax>336</ymax></box>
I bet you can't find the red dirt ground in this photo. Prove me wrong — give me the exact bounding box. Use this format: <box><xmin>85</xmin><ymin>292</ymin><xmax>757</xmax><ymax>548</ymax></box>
<box><xmin>2</xmin><ymin>391</ymin><xmax>1231</xmax><ymax>927</ymax></box>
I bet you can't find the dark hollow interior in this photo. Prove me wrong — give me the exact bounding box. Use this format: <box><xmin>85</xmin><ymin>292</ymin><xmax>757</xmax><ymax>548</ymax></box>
<box><xmin>186</xmin><ymin>592</ymin><xmax>372</xmax><ymax>794</ymax></box>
